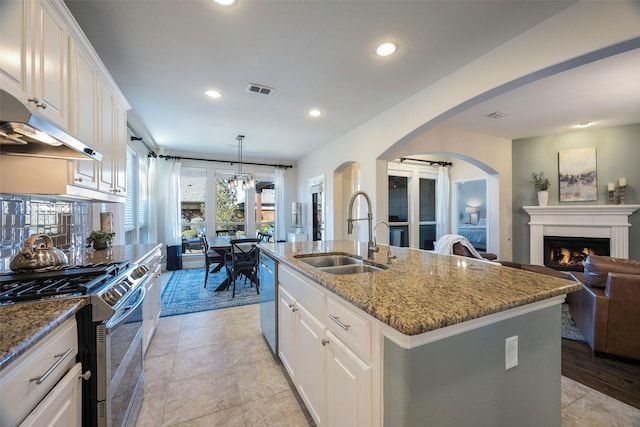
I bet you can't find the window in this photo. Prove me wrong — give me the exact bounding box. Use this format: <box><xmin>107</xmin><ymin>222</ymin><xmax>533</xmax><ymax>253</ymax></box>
<box><xmin>216</xmin><ymin>174</ymin><xmax>245</xmax><ymax>235</ymax></box>
<box><xmin>180</xmin><ymin>167</ymin><xmax>207</xmax><ymax>253</ymax></box>
<box><xmin>255</xmin><ymin>177</ymin><xmax>275</xmax><ymax>237</ymax></box>
<box><xmin>388</xmin><ymin>163</ymin><xmax>439</xmax><ymax>250</ymax></box>
<box><xmin>388</xmin><ymin>175</ymin><xmax>409</xmax><ymax>247</ymax></box>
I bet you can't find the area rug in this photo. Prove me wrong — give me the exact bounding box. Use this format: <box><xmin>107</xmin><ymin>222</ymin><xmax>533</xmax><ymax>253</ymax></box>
<box><xmin>160</xmin><ymin>268</ymin><xmax>260</xmax><ymax>317</ymax></box>
<box><xmin>561</xmin><ymin>303</ymin><xmax>586</xmax><ymax>342</ymax></box>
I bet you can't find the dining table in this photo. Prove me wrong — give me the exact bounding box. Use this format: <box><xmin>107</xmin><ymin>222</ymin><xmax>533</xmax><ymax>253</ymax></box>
<box><xmin>205</xmin><ymin>235</ymin><xmax>258</xmax><ymax>292</ymax></box>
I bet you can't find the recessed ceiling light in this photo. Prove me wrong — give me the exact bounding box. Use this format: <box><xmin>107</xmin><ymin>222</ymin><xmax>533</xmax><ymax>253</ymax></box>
<box><xmin>573</xmin><ymin>121</ymin><xmax>596</xmax><ymax>128</ymax></box>
<box><xmin>205</xmin><ymin>89</ymin><xmax>222</xmax><ymax>98</ymax></box>
<box><xmin>376</xmin><ymin>42</ymin><xmax>397</xmax><ymax>57</ymax></box>
<box><xmin>213</xmin><ymin>0</ymin><xmax>236</xmax><ymax>6</ymax></box>
<box><xmin>308</xmin><ymin>109</ymin><xmax>323</xmax><ymax>118</ymax></box>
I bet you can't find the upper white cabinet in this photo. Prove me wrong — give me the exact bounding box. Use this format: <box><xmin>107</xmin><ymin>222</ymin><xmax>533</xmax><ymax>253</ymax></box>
<box><xmin>0</xmin><ymin>0</ymin><xmax>130</xmax><ymax>202</ymax></box>
<box><xmin>0</xmin><ymin>0</ymin><xmax>28</xmax><ymax>95</ymax></box>
<box><xmin>31</xmin><ymin>0</ymin><xmax>69</xmax><ymax>127</ymax></box>
<box><xmin>0</xmin><ymin>0</ymin><xmax>68</xmax><ymax>127</ymax></box>
<box><xmin>69</xmin><ymin>37</ymin><xmax>99</xmax><ymax>190</ymax></box>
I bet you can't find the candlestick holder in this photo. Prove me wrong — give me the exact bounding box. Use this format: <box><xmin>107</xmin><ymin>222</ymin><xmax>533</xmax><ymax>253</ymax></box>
<box><xmin>608</xmin><ymin>190</ymin><xmax>615</xmax><ymax>205</ymax></box>
<box><xmin>618</xmin><ymin>185</ymin><xmax>626</xmax><ymax>205</ymax></box>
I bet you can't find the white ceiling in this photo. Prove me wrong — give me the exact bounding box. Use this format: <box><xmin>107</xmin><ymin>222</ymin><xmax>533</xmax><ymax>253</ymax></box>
<box><xmin>64</xmin><ymin>1</ymin><xmax>639</xmax><ymax>162</ymax></box>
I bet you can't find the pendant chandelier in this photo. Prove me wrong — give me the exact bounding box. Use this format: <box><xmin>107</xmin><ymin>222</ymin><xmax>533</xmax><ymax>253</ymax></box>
<box><xmin>227</xmin><ymin>134</ymin><xmax>255</xmax><ymax>190</ymax></box>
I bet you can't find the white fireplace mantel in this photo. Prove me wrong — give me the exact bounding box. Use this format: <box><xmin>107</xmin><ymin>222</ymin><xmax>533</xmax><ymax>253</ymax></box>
<box><xmin>523</xmin><ymin>205</ymin><xmax>640</xmax><ymax>264</ymax></box>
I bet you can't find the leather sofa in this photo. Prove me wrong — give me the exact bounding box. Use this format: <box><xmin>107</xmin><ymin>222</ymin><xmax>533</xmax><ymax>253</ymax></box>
<box><xmin>451</xmin><ymin>243</ymin><xmax>569</xmax><ymax>279</ymax></box>
<box><xmin>567</xmin><ymin>255</ymin><xmax>640</xmax><ymax>360</ymax></box>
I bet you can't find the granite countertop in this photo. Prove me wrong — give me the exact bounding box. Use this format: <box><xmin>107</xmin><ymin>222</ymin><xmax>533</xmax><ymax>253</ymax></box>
<box><xmin>259</xmin><ymin>240</ymin><xmax>582</xmax><ymax>336</ymax></box>
<box><xmin>74</xmin><ymin>243</ymin><xmax>162</xmax><ymax>266</ymax></box>
<box><xmin>0</xmin><ymin>243</ymin><xmax>162</xmax><ymax>372</ymax></box>
<box><xmin>0</xmin><ymin>298</ymin><xmax>86</xmax><ymax>371</ymax></box>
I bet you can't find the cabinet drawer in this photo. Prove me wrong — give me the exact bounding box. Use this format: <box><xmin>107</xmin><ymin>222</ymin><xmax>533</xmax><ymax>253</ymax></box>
<box><xmin>279</xmin><ymin>265</ymin><xmax>324</xmax><ymax>319</ymax></box>
<box><xmin>326</xmin><ymin>297</ymin><xmax>371</xmax><ymax>360</ymax></box>
<box><xmin>0</xmin><ymin>318</ymin><xmax>78</xmax><ymax>427</ymax></box>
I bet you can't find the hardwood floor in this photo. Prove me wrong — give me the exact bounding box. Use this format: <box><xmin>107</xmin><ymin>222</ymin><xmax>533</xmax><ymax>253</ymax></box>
<box><xmin>561</xmin><ymin>338</ymin><xmax>640</xmax><ymax>409</ymax></box>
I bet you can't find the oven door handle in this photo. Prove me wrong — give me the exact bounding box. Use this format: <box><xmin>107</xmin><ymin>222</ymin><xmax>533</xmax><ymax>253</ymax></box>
<box><xmin>105</xmin><ymin>286</ymin><xmax>146</xmax><ymax>330</ymax></box>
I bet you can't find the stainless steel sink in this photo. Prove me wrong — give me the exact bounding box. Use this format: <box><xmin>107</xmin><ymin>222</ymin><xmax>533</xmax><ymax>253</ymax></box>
<box><xmin>319</xmin><ymin>264</ymin><xmax>385</xmax><ymax>274</ymax></box>
<box><xmin>294</xmin><ymin>253</ymin><xmax>388</xmax><ymax>274</ymax></box>
<box><xmin>295</xmin><ymin>254</ymin><xmax>363</xmax><ymax>268</ymax></box>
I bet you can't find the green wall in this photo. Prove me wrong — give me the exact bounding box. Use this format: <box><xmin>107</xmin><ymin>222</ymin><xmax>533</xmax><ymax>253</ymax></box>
<box><xmin>512</xmin><ymin>123</ymin><xmax>640</xmax><ymax>263</ymax></box>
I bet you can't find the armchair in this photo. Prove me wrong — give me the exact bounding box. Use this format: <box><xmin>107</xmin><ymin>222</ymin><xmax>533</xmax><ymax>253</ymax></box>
<box><xmin>567</xmin><ymin>255</ymin><xmax>640</xmax><ymax>360</ymax></box>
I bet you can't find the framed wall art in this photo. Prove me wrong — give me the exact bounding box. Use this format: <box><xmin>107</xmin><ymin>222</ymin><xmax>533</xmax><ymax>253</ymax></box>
<box><xmin>558</xmin><ymin>147</ymin><xmax>597</xmax><ymax>202</ymax></box>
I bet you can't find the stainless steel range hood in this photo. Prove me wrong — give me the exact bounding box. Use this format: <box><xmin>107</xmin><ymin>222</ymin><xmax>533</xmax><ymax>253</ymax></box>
<box><xmin>0</xmin><ymin>90</ymin><xmax>102</xmax><ymax>161</ymax></box>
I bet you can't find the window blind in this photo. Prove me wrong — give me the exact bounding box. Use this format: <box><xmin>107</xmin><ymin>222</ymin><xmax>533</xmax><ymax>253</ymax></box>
<box><xmin>138</xmin><ymin>156</ymin><xmax>147</xmax><ymax>228</ymax></box>
<box><xmin>124</xmin><ymin>149</ymin><xmax>136</xmax><ymax>231</ymax></box>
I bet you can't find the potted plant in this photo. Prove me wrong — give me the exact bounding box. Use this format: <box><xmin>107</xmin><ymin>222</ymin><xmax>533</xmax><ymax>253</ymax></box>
<box><xmin>87</xmin><ymin>230</ymin><xmax>116</xmax><ymax>250</ymax></box>
<box><xmin>530</xmin><ymin>172</ymin><xmax>550</xmax><ymax>206</ymax></box>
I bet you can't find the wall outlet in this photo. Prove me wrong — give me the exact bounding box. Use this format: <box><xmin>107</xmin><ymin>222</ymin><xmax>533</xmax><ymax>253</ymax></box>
<box><xmin>505</xmin><ymin>335</ymin><xmax>518</xmax><ymax>370</ymax></box>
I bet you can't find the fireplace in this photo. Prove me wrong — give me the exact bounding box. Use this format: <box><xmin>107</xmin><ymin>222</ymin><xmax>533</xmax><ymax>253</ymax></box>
<box><xmin>543</xmin><ymin>236</ymin><xmax>610</xmax><ymax>271</ymax></box>
<box><xmin>524</xmin><ymin>205</ymin><xmax>639</xmax><ymax>265</ymax></box>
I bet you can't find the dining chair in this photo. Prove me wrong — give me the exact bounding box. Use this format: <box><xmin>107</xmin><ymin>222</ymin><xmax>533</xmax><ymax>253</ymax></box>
<box><xmin>202</xmin><ymin>235</ymin><xmax>225</xmax><ymax>288</ymax></box>
<box><xmin>225</xmin><ymin>238</ymin><xmax>261</xmax><ymax>298</ymax></box>
<box><xmin>257</xmin><ymin>231</ymin><xmax>273</xmax><ymax>242</ymax></box>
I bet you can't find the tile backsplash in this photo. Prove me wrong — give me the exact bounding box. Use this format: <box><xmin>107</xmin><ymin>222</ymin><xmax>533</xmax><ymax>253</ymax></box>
<box><xmin>0</xmin><ymin>194</ymin><xmax>92</xmax><ymax>272</ymax></box>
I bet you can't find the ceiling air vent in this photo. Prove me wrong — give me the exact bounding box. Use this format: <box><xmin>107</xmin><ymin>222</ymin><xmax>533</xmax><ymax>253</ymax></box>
<box><xmin>486</xmin><ymin>111</ymin><xmax>507</xmax><ymax>119</ymax></box>
<box><xmin>247</xmin><ymin>83</ymin><xmax>273</xmax><ymax>96</ymax></box>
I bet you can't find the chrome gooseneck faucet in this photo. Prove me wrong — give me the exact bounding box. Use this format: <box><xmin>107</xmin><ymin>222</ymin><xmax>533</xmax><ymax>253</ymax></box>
<box><xmin>346</xmin><ymin>191</ymin><xmax>377</xmax><ymax>260</ymax></box>
<box><xmin>373</xmin><ymin>221</ymin><xmax>396</xmax><ymax>265</ymax></box>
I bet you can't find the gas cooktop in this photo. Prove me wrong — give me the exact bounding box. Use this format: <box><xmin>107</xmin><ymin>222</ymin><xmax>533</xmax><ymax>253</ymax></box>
<box><xmin>0</xmin><ymin>262</ymin><xmax>129</xmax><ymax>305</ymax></box>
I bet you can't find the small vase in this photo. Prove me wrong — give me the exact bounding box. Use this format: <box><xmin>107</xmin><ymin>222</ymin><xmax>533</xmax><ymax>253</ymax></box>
<box><xmin>537</xmin><ymin>190</ymin><xmax>549</xmax><ymax>206</ymax></box>
<box><xmin>93</xmin><ymin>240</ymin><xmax>109</xmax><ymax>250</ymax></box>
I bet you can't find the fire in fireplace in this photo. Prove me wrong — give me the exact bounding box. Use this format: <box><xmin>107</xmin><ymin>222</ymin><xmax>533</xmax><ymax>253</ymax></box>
<box><xmin>543</xmin><ymin>236</ymin><xmax>610</xmax><ymax>271</ymax></box>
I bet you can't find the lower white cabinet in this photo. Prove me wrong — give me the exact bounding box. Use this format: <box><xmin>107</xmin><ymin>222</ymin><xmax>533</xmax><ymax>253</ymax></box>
<box><xmin>295</xmin><ymin>303</ymin><xmax>326</xmax><ymax>425</ymax></box>
<box><xmin>0</xmin><ymin>317</ymin><xmax>81</xmax><ymax>427</ymax></box>
<box><xmin>19</xmin><ymin>362</ymin><xmax>83</xmax><ymax>427</ymax></box>
<box><xmin>278</xmin><ymin>265</ymin><xmax>374</xmax><ymax>427</ymax></box>
<box><xmin>325</xmin><ymin>331</ymin><xmax>372</xmax><ymax>427</ymax></box>
<box><xmin>142</xmin><ymin>262</ymin><xmax>162</xmax><ymax>355</ymax></box>
<box><xmin>278</xmin><ymin>285</ymin><xmax>297</xmax><ymax>380</ymax></box>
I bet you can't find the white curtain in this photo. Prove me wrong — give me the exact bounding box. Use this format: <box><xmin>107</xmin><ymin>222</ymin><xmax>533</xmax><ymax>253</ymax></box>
<box><xmin>275</xmin><ymin>168</ymin><xmax>286</xmax><ymax>242</ymax></box>
<box><xmin>436</xmin><ymin>166</ymin><xmax>450</xmax><ymax>240</ymax></box>
<box><xmin>148</xmin><ymin>157</ymin><xmax>182</xmax><ymax>247</ymax></box>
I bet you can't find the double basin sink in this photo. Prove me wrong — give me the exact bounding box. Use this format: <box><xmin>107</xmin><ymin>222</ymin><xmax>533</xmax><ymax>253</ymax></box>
<box><xmin>294</xmin><ymin>253</ymin><xmax>388</xmax><ymax>275</ymax></box>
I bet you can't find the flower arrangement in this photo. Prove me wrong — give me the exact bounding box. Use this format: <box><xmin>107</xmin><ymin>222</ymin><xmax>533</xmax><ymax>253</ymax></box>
<box><xmin>530</xmin><ymin>172</ymin><xmax>550</xmax><ymax>192</ymax></box>
<box><xmin>87</xmin><ymin>230</ymin><xmax>116</xmax><ymax>250</ymax></box>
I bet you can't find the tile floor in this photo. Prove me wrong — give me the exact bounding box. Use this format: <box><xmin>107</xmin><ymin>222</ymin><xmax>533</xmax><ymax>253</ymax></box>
<box><xmin>136</xmin><ymin>304</ymin><xmax>640</xmax><ymax>427</ymax></box>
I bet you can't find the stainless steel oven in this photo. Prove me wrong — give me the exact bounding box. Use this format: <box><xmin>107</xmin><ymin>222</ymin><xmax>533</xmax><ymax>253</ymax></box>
<box><xmin>96</xmin><ymin>284</ymin><xmax>145</xmax><ymax>427</ymax></box>
<box><xmin>1</xmin><ymin>260</ymin><xmax>150</xmax><ymax>427</ymax></box>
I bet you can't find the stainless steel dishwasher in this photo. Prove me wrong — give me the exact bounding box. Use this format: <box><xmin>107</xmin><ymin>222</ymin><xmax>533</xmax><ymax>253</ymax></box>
<box><xmin>259</xmin><ymin>251</ymin><xmax>278</xmax><ymax>356</ymax></box>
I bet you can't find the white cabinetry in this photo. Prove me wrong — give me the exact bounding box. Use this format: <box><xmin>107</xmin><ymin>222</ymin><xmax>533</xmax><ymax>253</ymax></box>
<box><xmin>69</xmin><ymin>37</ymin><xmax>99</xmax><ymax>190</ymax></box>
<box><xmin>0</xmin><ymin>0</ymin><xmax>130</xmax><ymax>202</ymax></box>
<box><xmin>0</xmin><ymin>317</ymin><xmax>82</xmax><ymax>427</ymax></box>
<box><xmin>0</xmin><ymin>0</ymin><xmax>68</xmax><ymax>127</ymax></box>
<box><xmin>0</xmin><ymin>0</ymin><xmax>28</xmax><ymax>95</ymax></box>
<box><xmin>295</xmin><ymin>303</ymin><xmax>326</xmax><ymax>425</ymax></box>
<box><xmin>19</xmin><ymin>363</ymin><xmax>83</xmax><ymax>427</ymax></box>
<box><xmin>278</xmin><ymin>266</ymin><xmax>375</xmax><ymax>426</ymax></box>
<box><xmin>143</xmin><ymin>262</ymin><xmax>162</xmax><ymax>355</ymax></box>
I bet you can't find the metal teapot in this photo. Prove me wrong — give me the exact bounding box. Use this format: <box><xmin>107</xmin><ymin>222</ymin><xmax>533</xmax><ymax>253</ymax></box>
<box><xmin>10</xmin><ymin>234</ymin><xmax>69</xmax><ymax>272</ymax></box>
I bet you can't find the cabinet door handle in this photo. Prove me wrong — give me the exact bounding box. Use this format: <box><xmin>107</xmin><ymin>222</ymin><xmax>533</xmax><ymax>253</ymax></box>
<box><xmin>322</xmin><ymin>339</ymin><xmax>330</xmax><ymax>346</ymax></box>
<box><xmin>79</xmin><ymin>370</ymin><xmax>92</xmax><ymax>381</ymax></box>
<box><xmin>328</xmin><ymin>314</ymin><xmax>350</xmax><ymax>331</ymax></box>
<box><xmin>74</xmin><ymin>177</ymin><xmax>83</xmax><ymax>182</ymax></box>
<box><xmin>30</xmin><ymin>347</ymin><xmax>74</xmax><ymax>385</ymax></box>
<box><xmin>288</xmin><ymin>303</ymin><xmax>298</xmax><ymax>312</ymax></box>
<box><xmin>28</xmin><ymin>97</ymin><xmax>47</xmax><ymax>109</ymax></box>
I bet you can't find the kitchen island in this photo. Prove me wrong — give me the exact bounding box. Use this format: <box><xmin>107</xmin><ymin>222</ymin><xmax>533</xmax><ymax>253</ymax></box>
<box><xmin>259</xmin><ymin>240</ymin><xmax>581</xmax><ymax>427</ymax></box>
